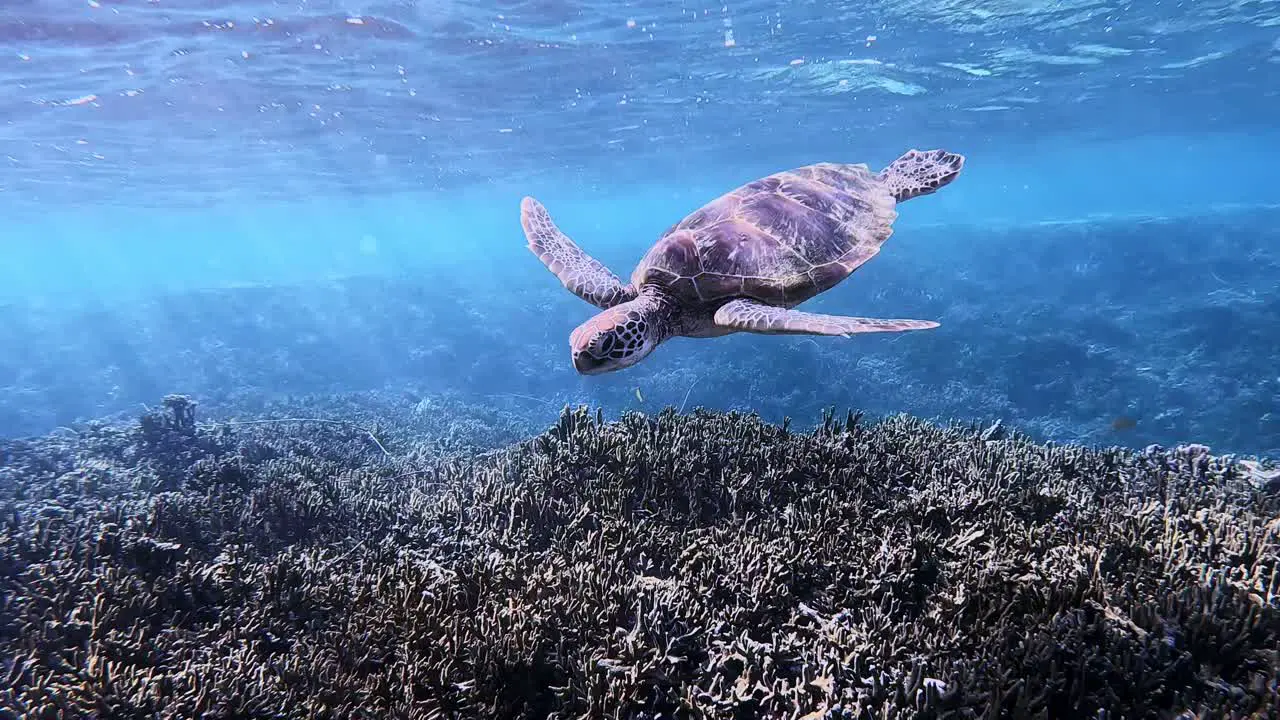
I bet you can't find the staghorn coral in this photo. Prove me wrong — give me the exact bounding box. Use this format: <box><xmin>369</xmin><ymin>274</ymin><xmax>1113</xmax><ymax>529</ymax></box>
<box><xmin>0</xmin><ymin>399</ymin><xmax>1277</xmax><ymax>719</ymax></box>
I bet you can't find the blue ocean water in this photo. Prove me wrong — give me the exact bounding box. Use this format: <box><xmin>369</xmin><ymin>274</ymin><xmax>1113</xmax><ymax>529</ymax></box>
<box><xmin>1</xmin><ymin>0</ymin><xmax>1278</xmax><ymax>456</ymax></box>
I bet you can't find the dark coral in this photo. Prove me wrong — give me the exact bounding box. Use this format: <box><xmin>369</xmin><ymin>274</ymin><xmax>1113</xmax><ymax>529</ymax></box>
<box><xmin>0</xmin><ymin>399</ymin><xmax>1277</xmax><ymax>719</ymax></box>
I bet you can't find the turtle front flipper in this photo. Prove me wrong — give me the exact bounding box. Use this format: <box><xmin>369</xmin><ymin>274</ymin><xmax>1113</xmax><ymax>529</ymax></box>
<box><xmin>521</xmin><ymin>196</ymin><xmax>638</xmax><ymax>309</ymax></box>
<box><xmin>713</xmin><ymin>298</ymin><xmax>939</xmax><ymax>336</ymax></box>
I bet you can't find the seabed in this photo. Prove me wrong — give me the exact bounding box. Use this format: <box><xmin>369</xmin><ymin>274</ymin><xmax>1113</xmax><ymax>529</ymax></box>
<box><xmin>0</xmin><ymin>394</ymin><xmax>1277</xmax><ymax>719</ymax></box>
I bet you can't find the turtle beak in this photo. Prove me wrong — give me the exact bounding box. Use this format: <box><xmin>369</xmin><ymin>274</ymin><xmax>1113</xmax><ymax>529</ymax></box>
<box><xmin>573</xmin><ymin>350</ymin><xmax>610</xmax><ymax>375</ymax></box>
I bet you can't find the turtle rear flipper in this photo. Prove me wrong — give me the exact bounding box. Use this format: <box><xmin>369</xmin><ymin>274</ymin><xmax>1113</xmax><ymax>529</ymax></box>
<box><xmin>877</xmin><ymin>149</ymin><xmax>965</xmax><ymax>202</ymax></box>
<box><xmin>713</xmin><ymin>298</ymin><xmax>939</xmax><ymax>336</ymax></box>
<box><xmin>521</xmin><ymin>196</ymin><xmax>638</xmax><ymax>309</ymax></box>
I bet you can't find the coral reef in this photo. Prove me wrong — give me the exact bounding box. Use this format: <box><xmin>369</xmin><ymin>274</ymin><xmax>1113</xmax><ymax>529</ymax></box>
<box><xmin>1</xmin><ymin>396</ymin><xmax>1276</xmax><ymax>718</ymax></box>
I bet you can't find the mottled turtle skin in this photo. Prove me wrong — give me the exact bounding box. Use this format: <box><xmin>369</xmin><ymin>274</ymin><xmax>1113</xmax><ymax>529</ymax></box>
<box><xmin>523</xmin><ymin>148</ymin><xmax>965</xmax><ymax>374</ymax></box>
<box><xmin>632</xmin><ymin>162</ymin><xmax>900</xmax><ymax>331</ymax></box>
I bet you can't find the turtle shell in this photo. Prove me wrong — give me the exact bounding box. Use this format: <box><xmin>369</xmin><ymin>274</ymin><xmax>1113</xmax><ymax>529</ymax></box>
<box><xmin>631</xmin><ymin>162</ymin><xmax>899</xmax><ymax>307</ymax></box>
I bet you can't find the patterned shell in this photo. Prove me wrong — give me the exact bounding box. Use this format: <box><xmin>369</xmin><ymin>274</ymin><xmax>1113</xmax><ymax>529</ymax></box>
<box><xmin>631</xmin><ymin>162</ymin><xmax>899</xmax><ymax>307</ymax></box>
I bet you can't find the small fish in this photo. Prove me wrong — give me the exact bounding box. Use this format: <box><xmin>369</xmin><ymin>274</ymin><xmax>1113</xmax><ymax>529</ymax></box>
<box><xmin>634</xmin><ymin>387</ymin><xmax>644</xmax><ymax>403</ymax></box>
<box><xmin>1111</xmin><ymin>415</ymin><xmax>1137</xmax><ymax>432</ymax></box>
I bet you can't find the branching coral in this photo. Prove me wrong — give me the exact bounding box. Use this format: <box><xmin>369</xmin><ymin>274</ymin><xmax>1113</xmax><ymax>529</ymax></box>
<box><xmin>0</xmin><ymin>400</ymin><xmax>1276</xmax><ymax>719</ymax></box>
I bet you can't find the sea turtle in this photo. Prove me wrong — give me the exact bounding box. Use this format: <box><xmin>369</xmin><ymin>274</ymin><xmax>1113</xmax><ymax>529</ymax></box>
<box><xmin>522</xmin><ymin>148</ymin><xmax>964</xmax><ymax>375</ymax></box>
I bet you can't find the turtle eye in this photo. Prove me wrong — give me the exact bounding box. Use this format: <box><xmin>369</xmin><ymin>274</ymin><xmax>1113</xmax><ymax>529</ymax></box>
<box><xmin>591</xmin><ymin>333</ymin><xmax>615</xmax><ymax>357</ymax></box>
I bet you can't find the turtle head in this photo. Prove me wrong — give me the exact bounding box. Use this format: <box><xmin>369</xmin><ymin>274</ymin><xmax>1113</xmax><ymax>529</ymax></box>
<box><xmin>569</xmin><ymin>301</ymin><xmax>663</xmax><ymax>375</ymax></box>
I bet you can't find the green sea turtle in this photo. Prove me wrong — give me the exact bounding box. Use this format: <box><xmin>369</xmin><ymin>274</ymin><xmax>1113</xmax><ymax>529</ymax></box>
<box><xmin>522</xmin><ymin>148</ymin><xmax>965</xmax><ymax>375</ymax></box>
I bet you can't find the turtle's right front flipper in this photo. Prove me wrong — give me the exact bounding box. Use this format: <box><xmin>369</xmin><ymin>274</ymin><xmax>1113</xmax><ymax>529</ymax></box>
<box><xmin>521</xmin><ymin>196</ymin><xmax>638</xmax><ymax>309</ymax></box>
<box><xmin>713</xmin><ymin>298</ymin><xmax>940</xmax><ymax>336</ymax></box>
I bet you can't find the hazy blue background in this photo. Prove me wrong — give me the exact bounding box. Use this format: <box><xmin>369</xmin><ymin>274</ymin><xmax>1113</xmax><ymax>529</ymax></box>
<box><xmin>1</xmin><ymin>0</ymin><xmax>1277</xmax><ymax>456</ymax></box>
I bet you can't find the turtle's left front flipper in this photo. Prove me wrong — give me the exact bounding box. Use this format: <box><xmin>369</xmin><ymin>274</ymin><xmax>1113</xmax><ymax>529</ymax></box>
<box><xmin>713</xmin><ymin>298</ymin><xmax>939</xmax><ymax>336</ymax></box>
<box><xmin>521</xmin><ymin>196</ymin><xmax>638</xmax><ymax>309</ymax></box>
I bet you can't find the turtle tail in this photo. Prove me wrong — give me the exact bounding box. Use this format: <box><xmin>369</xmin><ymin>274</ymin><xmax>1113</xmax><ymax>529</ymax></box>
<box><xmin>878</xmin><ymin>149</ymin><xmax>965</xmax><ymax>202</ymax></box>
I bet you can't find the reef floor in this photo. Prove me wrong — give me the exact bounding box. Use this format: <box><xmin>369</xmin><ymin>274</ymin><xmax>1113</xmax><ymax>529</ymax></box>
<box><xmin>1</xmin><ymin>393</ymin><xmax>1277</xmax><ymax>719</ymax></box>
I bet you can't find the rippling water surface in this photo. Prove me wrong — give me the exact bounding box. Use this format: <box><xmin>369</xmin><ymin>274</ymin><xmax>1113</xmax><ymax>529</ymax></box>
<box><xmin>3</xmin><ymin>0</ymin><xmax>1278</xmax><ymax>206</ymax></box>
